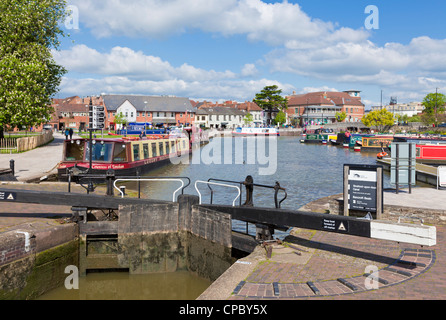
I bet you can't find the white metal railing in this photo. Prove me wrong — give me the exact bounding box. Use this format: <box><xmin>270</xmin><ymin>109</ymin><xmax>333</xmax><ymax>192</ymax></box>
<box><xmin>0</xmin><ymin>138</ymin><xmax>17</xmax><ymax>153</ymax></box>
<box><xmin>194</xmin><ymin>180</ymin><xmax>241</xmax><ymax>206</ymax></box>
<box><xmin>113</xmin><ymin>178</ymin><xmax>185</xmax><ymax>202</ymax></box>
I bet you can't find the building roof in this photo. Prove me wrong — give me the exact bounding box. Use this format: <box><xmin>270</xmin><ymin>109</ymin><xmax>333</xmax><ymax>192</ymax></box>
<box><xmin>288</xmin><ymin>91</ymin><xmax>364</xmax><ymax>107</ymax></box>
<box><xmin>102</xmin><ymin>94</ymin><xmax>195</xmax><ymax>113</ymax></box>
<box><xmin>196</xmin><ymin>106</ymin><xmax>247</xmax><ymax>116</ymax></box>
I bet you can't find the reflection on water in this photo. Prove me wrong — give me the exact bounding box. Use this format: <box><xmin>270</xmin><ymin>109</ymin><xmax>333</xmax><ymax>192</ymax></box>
<box><xmin>42</xmin><ymin>137</ymin><xmax>421</xmax><ymax>300</ymax></box>
<box><xmin>123</xmin><ymin>136</ymin><xmax>394</xmax><ymax>208</ymax></box>
<box><xmin>37</xmin><ymin>271</ymin><xmax>211</xmax><ymax>300</ymax></box>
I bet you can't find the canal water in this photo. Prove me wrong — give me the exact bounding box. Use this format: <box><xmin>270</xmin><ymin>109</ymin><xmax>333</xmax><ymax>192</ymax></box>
<box><xmin>38</xmin><ymin>136</ymin><xmax>414</xmax><ymax>300</ymax></box>
<box><xmin>123</xmin><ymin>136</ymin><xmax>399</xmax><ymax>237</ymax></box>
<box><xmin>37</xmin><ymin>271</ymin><xmax>211</xmax><ymax>300</ymax></box>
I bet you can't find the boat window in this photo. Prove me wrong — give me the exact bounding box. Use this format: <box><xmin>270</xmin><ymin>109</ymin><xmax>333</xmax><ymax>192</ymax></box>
<box><xmin>165</xmin><ymin>141</ymin><xmax>170</xmax><ymax>154</ymax></box>
<box><xmin>133</xmin><ymin>144</ymin><xmax>140</xmax><ymax>161</ymax></box>
<box><xmin>113</xmin><ymin>143</ymin><xmax>127</xmax><ymax>163</ymax></box>
<box><xmin>65</xmin><ymin>141</ymin><xmax>84</xmax><ymax>161</ymax></box>
<box><xmin>170</xmin><ymin>141</ymin><xmax>176</xmax><ymax>153</ymax></box>
<box><xmin>143</xmin><ymin>143</ymin><xmax>149</xmax><ymax>159</ymax></box>
<box><xmin>151</xmin><ymin>142</ymin><xmax>157</xmax><ymax>158</ymax></box>
<box><xmin>182</xmin><ymin>139</ymin><xmax>187</xmax><ymax>150</ymax></box>
<box><xmin>159</xmin><ymin>142</ymin><xmax>164</xmax><ymax>156</ymax></box>
<box><xmin>85</xmin><ymin>142</ymin><xmax>113</xmax><ymax>162</ymax></box>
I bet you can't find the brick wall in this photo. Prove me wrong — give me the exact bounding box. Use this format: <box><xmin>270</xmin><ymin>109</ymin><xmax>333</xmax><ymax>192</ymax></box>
<box><xmin>0</xmin><ymin>231</ymin><xmax>36</xmax><ymax>267</ymax></box>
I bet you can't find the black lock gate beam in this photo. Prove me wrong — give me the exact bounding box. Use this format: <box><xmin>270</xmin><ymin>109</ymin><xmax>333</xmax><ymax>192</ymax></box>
<box><xmin>0</xmin><ymin>187</ymin><xmax>168</xmax><ymax>211</ymax></box>
<box><xmin>201</xmin><ymin>204</ymin><xmax>437</xmax><ymax>247</ymax></box>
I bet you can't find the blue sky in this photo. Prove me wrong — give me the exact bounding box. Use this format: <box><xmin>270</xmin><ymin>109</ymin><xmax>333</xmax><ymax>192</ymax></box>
<box><xmin>53</xmin><ymin>0</ymin><xmax>446</xmax><ymax>109</ymax></box>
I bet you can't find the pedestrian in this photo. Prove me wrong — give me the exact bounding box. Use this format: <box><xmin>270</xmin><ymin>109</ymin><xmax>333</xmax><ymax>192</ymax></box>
<box><xmin>69</xmin><ymin>128</ymin><xmax>73</xmax><ymax>139</ymax></box>
<box><xmin>64</xmin><ymin>128</ymin><xmax>69</xmax><ymax>140</ymax></box>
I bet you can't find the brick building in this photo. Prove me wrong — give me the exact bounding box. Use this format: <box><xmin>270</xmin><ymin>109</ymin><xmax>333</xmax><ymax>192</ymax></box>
<box><xmin>287</xmin><ymin>90</ymin><xmax>365</xmax><ymax>126</ymax></box>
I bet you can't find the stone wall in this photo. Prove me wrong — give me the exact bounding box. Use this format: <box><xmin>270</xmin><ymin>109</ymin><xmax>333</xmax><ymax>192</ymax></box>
<box><xmin>0</xmin><ymin>225</ymin><xmax>78</xmax><ymax>300</ymax></box>
<box><xmin>116</xmin><ymin>195</ymin><xmax>233</xmax><ymax>281</ymax></box>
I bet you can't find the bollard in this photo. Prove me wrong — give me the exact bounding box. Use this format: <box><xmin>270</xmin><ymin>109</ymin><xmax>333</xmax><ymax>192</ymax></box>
<box><xmin>9</xmin><ymin>159</ymin><xmax>15</xmax><ymax>176</ymax></box>
<box><xmin>242</xmin><ymin>175</ymin><xmax>254</xmax><ymax>206</ymax></box>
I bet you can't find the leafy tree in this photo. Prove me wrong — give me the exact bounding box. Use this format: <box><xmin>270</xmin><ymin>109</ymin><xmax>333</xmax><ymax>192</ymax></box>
<box><xmin>361</xmin><ymin>109</ymin><xmax>395</xmax><ymax>132</ymax></box>
<box><xmin>422</xmin><ymin>92</ymin><xmax>446</xmax><ymax>125</ymax></box>
<box><xmin>274</xmin><ymin>111</ymin><xmax>287</xmax><ymax>125</ymax></box>
<box><xmin>243</xmin><ymin>112</ymin><xmax>253</xmax><ymax>126</ymax></box>
<box><xmin>408</xmin><ymin>114</ymin><xmax>421</xmax><ymax>123</ymax></box>
<box><xmin>335</xmin><ymin>111</ymin><xmax>347</xmax><ymax>122</ymax></box>
<box><xmin>113</xmin><ymin>112</ymin><xmax>128</xmax><ymax>129</ymax></box>
<box><xmin>253</xmin><ymin>85</ymin><xmax>288</xmax><ymax>126</ymax></box>
<box><xmin>0</xmin><ymin>0</ymin><xmax>68</xmax><ymax>139</ymax></box>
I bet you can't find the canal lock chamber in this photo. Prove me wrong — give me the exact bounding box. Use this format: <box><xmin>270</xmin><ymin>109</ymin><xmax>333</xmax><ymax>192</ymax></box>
<box><xmin>78</xmin><ymin>194</ymin><xmax>235</xmax><ymax>284</ymax></box>
<box><xmin>1</xmin><ymin>194</ymin><xmax>241</xmax><ymax>300</ymax></box>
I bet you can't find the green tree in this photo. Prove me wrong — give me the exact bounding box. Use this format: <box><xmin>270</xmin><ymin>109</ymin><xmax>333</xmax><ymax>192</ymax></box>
<box><xmin>422</xmin><ymin>92</ymin><xmax>446</xmax><ymax>125</ymax></box>
<box><xmin>243</xmin><ymin>112</ymin><xmax>253</xmax><ymax>126</ymax></box>
<box><xmin>274</xmin><ymin>110</ymin><xmax>287</xmax><ymax>125</ymax></box>
<box><xmin>0</xmin><ymin>0</ymin><xmax>68</xmax><ymax>139</ymax></box>
<box><xmin>253</xmin><ymin>85</ymin><xmax>288</xmax><ymax>126</ymax></box>
<box><xmin>335</xmin><ymin>111</ymin><xmax>347</xmax><ymax>122</ymax></box>
<box><xmin>361</xmin><ymin>109</ymin><xmax>395</xmax><ymax>132</ymax></box>
<box><xmin>113</xmin><ymin>112</ymin><xmax>128</xmax><ymax>129</ymax></box>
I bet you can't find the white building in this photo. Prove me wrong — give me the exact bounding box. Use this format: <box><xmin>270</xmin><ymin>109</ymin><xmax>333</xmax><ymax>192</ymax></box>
<box><xmin>370</xmin><ymin>102</ymin><xmax>425</xmax><ymax>118</ymax></box>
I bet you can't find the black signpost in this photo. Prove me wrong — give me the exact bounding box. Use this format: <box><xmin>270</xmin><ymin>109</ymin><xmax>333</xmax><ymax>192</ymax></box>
<box><xmin>343</xmin><ymin>164</ymin><xmax>383</xmax><ymax>219</ymax></box>
<box><xmin>86</xmin><ymin>98</ymin><xmax>106</xmax><ymax>192</ymax></box>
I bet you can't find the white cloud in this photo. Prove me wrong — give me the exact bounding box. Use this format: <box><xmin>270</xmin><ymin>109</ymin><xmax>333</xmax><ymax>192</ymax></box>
<box><xmin>53</xmin><ymin>45</ymin><xmax>294</xmax><ymax>100</ymax></box>
<box><xmin>52</xmin><ymin>45</ymin><xmax>237</xmax><ymax>81</ymax></box>
<box><xmin>70</xmin><ymin>0</ymin><xmax>368</xmax><ymax>47</ymax></box>
<box><xmin>58</xmin><ymin>75</ymin><xmax>294</xmax><ymax>101</ymax></box>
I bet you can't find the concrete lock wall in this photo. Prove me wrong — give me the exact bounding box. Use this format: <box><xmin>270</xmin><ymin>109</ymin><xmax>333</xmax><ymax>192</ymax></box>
<box><xmin>116</xmin><ymin>195</ymin><xmax>233</xmax><ymax>281</ymax></box>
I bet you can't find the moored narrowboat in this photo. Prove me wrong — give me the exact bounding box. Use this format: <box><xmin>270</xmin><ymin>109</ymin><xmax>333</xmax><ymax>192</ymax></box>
<box><xmin>415</xmin><ymin>144</ymin><xmax>446</xmax><ymax>165</ymax></box>
<box><xmin>57</xmin><ymin>135</ymin><xmax>190</xmax><ymax>180</ymax></box>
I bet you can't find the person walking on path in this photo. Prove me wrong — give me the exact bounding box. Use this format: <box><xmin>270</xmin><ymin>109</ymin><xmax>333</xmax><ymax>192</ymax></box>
<box><xmin>64</xmin><ymin>128</ymin><xmax>69</xmax><ymax>140</ymax></box>
<box><xmin>69</xmin><ymin>128</ymin><xmax>73</xmax><ymax>139</ymax></box>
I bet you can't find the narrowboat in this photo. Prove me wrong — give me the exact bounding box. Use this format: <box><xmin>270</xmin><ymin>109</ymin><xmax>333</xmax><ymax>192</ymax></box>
<box><xmin>232</xmin><ymin>127</ymin><xmax>279</xmax><ymax>136</ymax></box>
<box><xmin>57</xmin><ymin>135</ymin><xmax>191</xmax><ymax>181</ymax></box>
<box><xmin>361</xmin><ymin>136</ymin><xmax>394</xmax><ymax>151</ymax></box>
<box><xmin>415</xmin><ymin>144</ymin><xmax>446</xmax><ymax>165</ymax></box>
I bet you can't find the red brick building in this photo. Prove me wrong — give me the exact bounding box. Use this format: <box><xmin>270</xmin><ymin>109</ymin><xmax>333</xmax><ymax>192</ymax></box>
<box><xmin>287</xmin><ymin>90</ymin><xmax>365</xmax><ymax>126</ymax></box>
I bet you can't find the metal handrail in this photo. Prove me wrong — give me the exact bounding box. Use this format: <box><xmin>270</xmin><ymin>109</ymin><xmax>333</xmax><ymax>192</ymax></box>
<box><xmin>206</xmin><ymin>176</ymin><xmax>287</xmax><ymax>208</ymax></box>
<box><xmin>114</xmin><ymin>178</ymin><xmax>185</xmax><ymax>202</ymax></box>
<box><xmin>195</xmin><ymin>180</ymin><xmax>241</xmax><ymax>206</ymax></box>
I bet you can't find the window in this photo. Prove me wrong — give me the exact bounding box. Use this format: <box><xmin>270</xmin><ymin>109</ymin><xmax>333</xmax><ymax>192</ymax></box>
<box><xmin>85</xmin><ymin>142</ymin><xmax>113</xmax><ymax>162</ymax></box>
<box><xmin>165</xmin><ymin>141</ymin><xmax>170</xmax><ymax>154</ymax></box>
<box><xmin>133</xmin><ymin>144</ymin><xmax>140</xmax><ymax>161</ymax></box>
<box><xmin>151</xmin><ymin>143</ymin><xmax>157</xmax><ymax>157</ymax></box>
<box><xmin>143</xmin><ymin>143</ymin><xmax>149</xmax><ymax>159</ymax></box>
<box><xmin>171</xmin><ymin>112</ymin><xmax>174</xmax><ymax>117</ymax></box>
<box><xmin>159</xmin><ymin>142</ymin><xmax>164</xmax><ymax>156</ymax></box>
<box><xmin>157</xmin><ymin>112</ymin><xmax>160</xmax><ymax>117</ymax></box>
<box><xmin>64</xmin><ymin>142</ymin><xmax>84</xmax><ymax>161</ymax></box>
<box><xmin>113</xmin><ymin>143</ymin><xmax>127</xmax><ymax>163</ymax></box>
<box><xmin>131</xmin><ymin>112</ymin><xmax>134</xmax><ymax>118</ymax></box>
<box><xmin>170</xmin><ymin>141</ymin><xmax>176</xmax><ymax>153</ymax></box>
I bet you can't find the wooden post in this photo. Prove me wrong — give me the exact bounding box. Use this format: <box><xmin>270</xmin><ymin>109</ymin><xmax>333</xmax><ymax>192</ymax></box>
<box><xmin>376</xmin><ymin>166</ymin><xmax>383</xmax><ymax>220</ymax></box>
<box><xmin>343</xmin><ymin>165</ymin><xmax>349</xmax><ymax>216</ymax></box>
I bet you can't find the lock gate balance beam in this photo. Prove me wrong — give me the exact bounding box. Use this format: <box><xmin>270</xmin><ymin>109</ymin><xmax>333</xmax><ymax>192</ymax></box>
<box><xmin>201</xmin><ymin>204</ymin><xmax>436</xmax><ymax>247</ymax></box>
